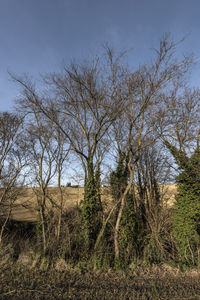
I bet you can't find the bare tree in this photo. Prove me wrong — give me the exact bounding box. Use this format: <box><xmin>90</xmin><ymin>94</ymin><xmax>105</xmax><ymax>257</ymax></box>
<box><xmin>0</xmin><ymin>112</ymin><xmax>26</xmax><ymax>243</ymax></box>
<box><xmin>47</xmin><ymin>123</ymin><xmax>71</xmax><ymax>242</ymax></box>
<box><xmin>110</xmin><ymin>34</ymin><xmax>193</xmax><ymax>261</ymax></box>
<box><xmin>26</xmin><ymin>113</ymin><xmax>57</xmax><ymax>254</ymax></box>
<box><xmin>135</xmin><ymin>143</ymin><xmax>176</xmax><ymax>263</ymax></box>
<box><xmin>158</xmin><ymin>85</ymin><xmax>200</xmax><ymax>152</ymax></box>
<box><xmin>155</xmin><ymin>78</ymin><xmax>200</xmax><ymax>264</ymax></box>
<box><xmin>13</xmin><ymin>49</ymin><xmax>126</xmax><ymax>249</ymax></box>
<box><xmin>12</xmin><ymin>35</ymin><xmax>194</xmax><ymax>256</ymax></box>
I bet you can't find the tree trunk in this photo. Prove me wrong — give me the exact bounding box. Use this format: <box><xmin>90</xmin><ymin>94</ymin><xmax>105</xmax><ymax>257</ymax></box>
<box><xmin>114</xmin><ymin>160</ymin><xmax>135</xmax><ymax>261</ymax></box>
<box><xmin>82</xmin><ymin>158</ymin><xmax>102</xmax><ymax>250</ymax></box>
<box><xmin>56</xmin><ymin>184</ymin><xmax>63</xmax><ymax>241</ymax></box>
<box><xmin>40</xmin><ymin>204</ymin><xmax>47</xmax><ymax>254</ymax></box>
<box><xmin>0</xmin><ymin>205</ymin><xmax>12</xmax><ymax>244</ymax></box>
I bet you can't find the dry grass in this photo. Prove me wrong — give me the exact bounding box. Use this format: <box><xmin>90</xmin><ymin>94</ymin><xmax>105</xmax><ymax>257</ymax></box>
<box><xmin>0</xmin><ymin>264</ymin><xmax>200</xmax><ymax>300</ymax></box>
<box><xmin>1</xmin><ymin>184</ymin><xmax>177</xmax><ymax>222</ymax></box>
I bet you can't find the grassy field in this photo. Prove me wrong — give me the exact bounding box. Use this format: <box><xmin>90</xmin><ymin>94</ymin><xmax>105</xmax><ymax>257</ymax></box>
<box><xmin>0</xmin><ymin>264</ymin><xmax>200</xmax><ymax>300</ymax></box>
<box><xmin>6</xmin><ymin>184</ymin><xmax>177</xmax><ymax>222</ymax></box>
<box><xmin>1</xmin><ymin>184</ymin><xmax>200</xmax><ymax>300</ymax></box>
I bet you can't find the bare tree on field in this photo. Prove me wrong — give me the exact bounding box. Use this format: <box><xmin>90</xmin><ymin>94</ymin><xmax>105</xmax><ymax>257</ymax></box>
<box><xmin>48</xmin><ymin>123</ymin><xmax>71</xmax><ymax>242</ymax></box>
<box><xmin>13</xmin><ymin>49</ymin><xmax>127</xmax><ymax>249</ymax></box>
<box><xmin>26</xmin><ymin>113</ymin><xmax>58</xmax><ymax>254</ymax></box>
<box><xmin>110</xmin><ymin>34</ymin><xmax>194</xmax><ymax>261</ymax></box>
<box><xmin>12</xmin><ymin>34</ymin><xmax>195</xmax><ymax>256</ymax></box>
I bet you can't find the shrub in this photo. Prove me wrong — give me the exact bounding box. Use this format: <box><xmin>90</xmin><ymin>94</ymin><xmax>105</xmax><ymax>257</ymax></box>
<box><xmin>165</xmin><ymin>141</ymin><xmax>200</xmax><ymax>265</ymax></box>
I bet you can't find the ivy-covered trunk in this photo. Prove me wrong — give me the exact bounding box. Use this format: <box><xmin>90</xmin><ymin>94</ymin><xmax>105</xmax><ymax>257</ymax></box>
<box><xmin>81</xmin><ymin>158</ymin><xmax>102</xmax><ymax>251</ymax></box>
<box><xmin>165</xmin><ymin>141</ymin><xmax>200</xmax><ymax>265</ymax></box>
<box><xmin>110</xmin><ymin>151</ymin><xmax>137</xmax><ymax>264</ymax></box>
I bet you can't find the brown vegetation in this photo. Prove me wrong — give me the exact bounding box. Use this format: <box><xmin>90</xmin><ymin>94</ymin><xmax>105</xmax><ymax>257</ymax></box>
<box><xmin>0</xmin><ymin>264</ymin><xmax>200</xmax><ymax>300</ymax></box>
<box><xmin>1</xmin><ymin>184</ymin><xmax>177</xmax><ymax>223</ymax></box>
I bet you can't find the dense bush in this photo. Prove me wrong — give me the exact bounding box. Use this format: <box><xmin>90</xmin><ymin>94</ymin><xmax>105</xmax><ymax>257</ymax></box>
<box><xmin>165</xmin><ymin>142</ymin><xmax>200</xmax><ymax>265</ymax></box>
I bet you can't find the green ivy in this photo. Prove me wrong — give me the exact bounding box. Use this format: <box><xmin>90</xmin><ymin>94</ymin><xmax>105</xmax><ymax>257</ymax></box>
<box><xmin>110</xmin><ymin>151</ymin><xmax>137</xmax><ymax>264</ymax></box>
<box><xmin>81</xmin><ymin>159</ymin><xmax>102</xmax><ymax>251</ymax></box>
<box><xmin>165</xmin><ymin>141</ymin><xmax>200</xmax><ymax>265</ymax></box>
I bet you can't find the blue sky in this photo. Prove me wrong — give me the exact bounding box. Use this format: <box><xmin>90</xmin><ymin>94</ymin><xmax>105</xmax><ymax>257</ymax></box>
<box><xmin>1</xmin><ymin>0</ymin><xmax>200</xmax><ymax>111</ymax></box>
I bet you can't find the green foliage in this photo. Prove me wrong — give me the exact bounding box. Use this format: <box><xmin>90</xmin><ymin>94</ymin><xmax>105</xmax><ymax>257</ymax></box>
<box><xmin>119</xmin><ymin>195</ymin><xmax>137</xmax><ymax>264</ymax></box>
<box><xmin>173</xmin><ymin>174</ymin><xmax>200</xmax><ymax>265</ymax></box>
<box><xmin>143</xmin><ymin>232</ymin><xmax>168</xmax><ymax>265</ymax></box>
<box><xmin>81</xmin><ymin>159</ymin><xmax>102</xmax><ymax>251</ymax></box>
<box><xmin>110</xmin><ymin>151</ymin><xmax>137</xmax><ymax>264</ymax></box>
<box><xmin>95</xmin><ymin>163</ymin><xmax>101</xmax><ymax>204</ymax></box>
<box><xmin>110</xmin><ymin>151</ymin><xmax>128</xmax><ymax>203</ymax></box>
<box><xmin>91</xmin><ymin>248</ymin><xmax>112</xmax><ymax>271</ymax></box>
<box><xmin>61</xmin><ymin>207</ymin><xmax>83</xmax><ymax>261</ymax></box>
<box><xmin>166</xmin><ymin>142</ymin><xmax>200</xmax><ymax>265</ymax></box>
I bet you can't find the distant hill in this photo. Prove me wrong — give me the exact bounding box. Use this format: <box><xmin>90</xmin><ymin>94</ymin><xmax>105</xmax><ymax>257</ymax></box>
<box><xmin>1</xmin><ymin>185</ymin><xmax>177</xmax><ymax>222</ymax></box>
